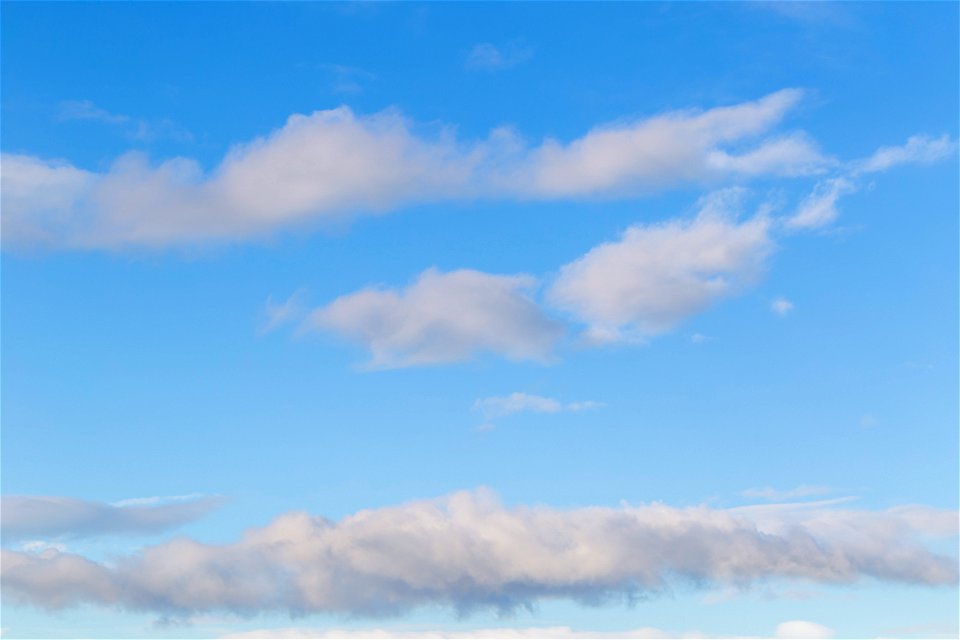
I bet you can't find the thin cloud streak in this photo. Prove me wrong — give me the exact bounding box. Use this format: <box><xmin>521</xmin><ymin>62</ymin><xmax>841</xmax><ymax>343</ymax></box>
<box><xmin>1</xmin><ymin>495</ymin><xmax>225</xmax><ymax>541</ymax></box>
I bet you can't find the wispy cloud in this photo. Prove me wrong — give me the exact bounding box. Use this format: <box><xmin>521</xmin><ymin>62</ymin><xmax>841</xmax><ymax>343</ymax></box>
<box><xmin>740</xmin><ymin>485</ymin><xmax>831</xmax><ymax>501</ymax></box>
<box><xmin>0</xmin><ymin>494</ymin><xmax>225</xmax><ymax>541</ymax></box>
<box><xmin>2</xmin><ymin>489</ymin><xmax>955</xmax><ymax>617</ymax></box>
<box><xmin>770</xmin><ymin>296</ymin><xmax>794</xmax><ymax>317</ymax></box>
<box><xmin>466</xmin><ymin>42</ymin><xmax>533</xmax><ymax>71</ymax></box>
<box><xmin>785</xmin><ymin>134</ymin><xmax>957</xmax><ymax>231</ymax></box>
<box><xmin>854</xmin><ymin>134</ymin><xmax>957</xmax><ymax>175</ymax></box>
<box><xmin>260</xmin><ymin>290</ymin><xmax>308</xmax><ymax>335</ymax></box>
<box><xmin>473</xmin><ymin>392</ymin><xmax>602</xmax><ymax>420</ymax></box>
<box><xmin>57</xmin><ymin>100</ymin><xmax>192</xmax><ymax>143</ymax></box>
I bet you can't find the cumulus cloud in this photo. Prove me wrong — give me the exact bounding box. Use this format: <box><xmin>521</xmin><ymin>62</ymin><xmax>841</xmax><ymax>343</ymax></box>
<box><xmin>549</xmin><ymin>190</ymin><xmax>774</xmax><ymax>343</ymax></box>
<box><xmin>855</xmin><ymin>134</ymin><xmax>957</xmax><ymax>175</ymax></box>
<box><xmin>3</xmin><ymin>90</ymin><xmax>828</xmax><ymax>249</ymax></box>
<box><xmin>2</xmin><ymin>489</ymin><xmax>956</xmax><ymax>618</ymax></box>
<box><xmin>473</xmin><ymin>392</ymin><xmax>602</xmax><ymax>420</ymax></box>
<box><xmin>306</xmin><ymin>268</ymin><xmax>562</xmax><ymax>368</ymax></box>
<box><xmin>0</xmin><ymin>495</ymin><xmax>225</xmax><ymax>541</ymax></box>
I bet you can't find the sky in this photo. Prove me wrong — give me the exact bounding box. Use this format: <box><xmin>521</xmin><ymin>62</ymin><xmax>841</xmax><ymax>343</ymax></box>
<box><xmin>1</xmin><ymin>2</ymin><xmax>958</xmax><ymax>639</ymax></box>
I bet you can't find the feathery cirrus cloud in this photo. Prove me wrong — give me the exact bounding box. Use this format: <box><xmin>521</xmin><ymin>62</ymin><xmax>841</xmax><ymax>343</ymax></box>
<box><xmin>2</xmin><ymin>489</ymin><xmax>955</xmax><ymax>618</ymax></box>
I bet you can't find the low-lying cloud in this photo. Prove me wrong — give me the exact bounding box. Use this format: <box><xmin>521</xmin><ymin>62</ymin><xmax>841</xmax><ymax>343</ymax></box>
<box><xmin>1</xmin><ymin>495</ymin><xmax>225</xmax><ymax>541</ymax></box>
<box><xmin>2</xmin><ymin>489</ymin><xmax>955</xmax><ymax>618</ymax></box>
<box><xmin>222</xmin><ymin>620</ymin><xmax>834</xmax><ymax>639</ymax></box>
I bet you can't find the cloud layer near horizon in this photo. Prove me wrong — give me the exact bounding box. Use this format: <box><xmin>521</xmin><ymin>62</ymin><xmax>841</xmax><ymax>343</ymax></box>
<box><xmin>221</xmin><ymin>619</ymin><xmax>835</xmax><ymax>639</ymax></box>
<box><xmin>2</xmin><ymin>90</ymin><xmax>826</xmax><ymax>248</ymax></box>
<box><xmin>2</xmin><ymin>489</ymin><xmax>956</xmax><ymax>617</ymax></box>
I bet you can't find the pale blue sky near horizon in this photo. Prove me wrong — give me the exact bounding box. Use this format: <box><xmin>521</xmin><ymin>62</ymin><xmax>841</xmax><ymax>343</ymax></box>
<box><xmin>1</xmin><ymin>2</ymin><xmax>958</xmax><ymax>639</ymax></box>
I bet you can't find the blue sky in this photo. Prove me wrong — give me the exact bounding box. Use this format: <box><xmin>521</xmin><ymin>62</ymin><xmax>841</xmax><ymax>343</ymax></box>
<box><xmin>1</xmin><ymin>2</ymin><xmax>958</xmax><ymax>639</ymax></box>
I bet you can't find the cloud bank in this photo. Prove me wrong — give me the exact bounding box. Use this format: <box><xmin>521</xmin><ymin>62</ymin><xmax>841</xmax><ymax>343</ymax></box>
<box><xmin>222</xmin><ymin>620</ymin><xmax>834</xmax><ymax>639</ymax></box>
<box><xmin>0</xmin><ymin>495</ymin><xmax>225</xmax><ymax>541</ymax></box>
<box><xmin>3</xmin><ymin>90</ymin><xmax>825</xmax><ymax>249</ymax></box>
<box><xmin>2</xmin><ymin>489</ymin><xmax>955</xmax><ymax>618</ymax></box>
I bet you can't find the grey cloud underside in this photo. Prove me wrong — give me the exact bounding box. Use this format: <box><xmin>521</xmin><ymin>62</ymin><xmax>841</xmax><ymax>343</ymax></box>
<box><xmin>1</xmin><ymin>90</ymin><xmax>824</xmax><ymax>248</ymax></box>
<box><xmin>2</xmin><ymin>490</ymin><xmax>955</xmax><ymax>617</ymax></box>
<box><xmin>0</xmin><ymin>495</ymin><xmax>226</xmax><ymax>541</ymax></box>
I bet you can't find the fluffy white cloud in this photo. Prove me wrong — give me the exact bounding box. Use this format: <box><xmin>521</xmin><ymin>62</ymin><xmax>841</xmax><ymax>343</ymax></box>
<box><xmin>0</xmin><ymin>495</ymin><xmax>225</xmax><ymax>540</ymax></box>
<box><xmin>3</xmin><ymin>91</ymin><xmax>827</xmax><ymax>249</ymax></box>
<box><xmin>2</xmin><ymin>489</ymin><xmax>956</xmax><ymax>617</ymax></box>
<box><xmin>306</xmin><ymin>269</ymin><xmax>562</xmax><ymax>368</ymax></box>
<box><xmin>473</xmin><ymin>392</ymin><xmax>602</xmax><ymax>419</ymax></box>
<box><xmin>549</xmin><ymin>190</ymin><xmax>774</xmax><ymax>342</ymax></box>
<box><xmin>856</xmin><ymin>134</ymin><xmax>957</xmax><ymax>175</ymax></box>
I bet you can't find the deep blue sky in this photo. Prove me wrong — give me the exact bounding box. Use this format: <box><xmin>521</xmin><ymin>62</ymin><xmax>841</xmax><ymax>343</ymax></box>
<box><xmin>1</xmin><ymin>3</ymin><xmax>958</xmax><ymax>638</ymax></box>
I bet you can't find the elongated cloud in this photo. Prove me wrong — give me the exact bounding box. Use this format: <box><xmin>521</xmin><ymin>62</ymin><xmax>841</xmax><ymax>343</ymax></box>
<box><xmin>222</xmin><ymin>620</ymin><xmax>834</xmax><ymax>639</ymax></box>
<box><xmin>2</xmin><ymin>489</ymin><xmax>955</xmax><ymax>617</ymax></box>
<box><xmin>2</xmin><ymin>90</ymin><xmax>824</xmax><ymax>249</ymax></box>
<box><xmin>307</xmin><ymin>269</ymin><xmax>562</xmax><ymax>368</ymax></box>
<box><xmin>549</xmin><ymin>190</ymin><xmax>774</xmax><ymax>343</ymax></box>
<box><xmin>856</xmin><ymin>134</ymin><xmax>957</xmax><ymax>175</ymax></box>
<box><xmin>1</xmin><ymin>495</ymin><xmax>225</xmax><ymax>541</ymax></box>
<box><xmin>474</xmin><ymin>392</ymin><xmax>601</xmax><ymax>419</ymax></box>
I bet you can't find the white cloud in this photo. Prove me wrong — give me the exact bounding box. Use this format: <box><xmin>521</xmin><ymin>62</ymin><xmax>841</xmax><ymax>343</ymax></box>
<box><xmin>466</xmin><ymin>42</ymin><xmax>533</xmax><ymax>70</ymax></box>
<box><xmin>0</xmin><ymin>495</ymin><xmax>225</xmax><ymax>540</ymax></box>
<box><xmin>740</xmin><ymin>485</ymin><xmax>831</xmax><ymax>501</ymax></box>
<box><xmin>775</xmin><ymin>621</ymin><xmax>834</xmax><ymax>639</ymax></box>
<box><xmin>306</xmin><ymin>268</ymin><xmax>562</xmax><ymax>368</ymax></box>
<box><xmin>784</xmin><ymin>177</ymin><xmax>855</xmax><ymax>230</ymax></box>
<box><xmin>473</xmin><ymin>392</ymin><xmax>602</xmax><ymax>420</ymax></box>
<box><xmin>770</xmin><ymin>297</ymin><xmax>794</xmax><ymax>317</ymax></box>
<box><xmin>705</xmin><ymin>133</ymin><xmax>829</xmax><ymax>177</ymax></box>
<box><xmin>4</xmin><ymin>91</ymin><xmax>829</xmax><ymax>249</ymax></box>
<box><xmin>856</xmin><ymin>134</ymin><xmax>957</xmax><ymax>175</ymax></box>
<box><xmin>549</xmin><ymin>190</ymin><xmax>774</xmax><ymax>342</ymax></box>
<box><xmin>2</xmin><ymin>489</ymin><xmax>955</xmax><ymax>617</ymax></box>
